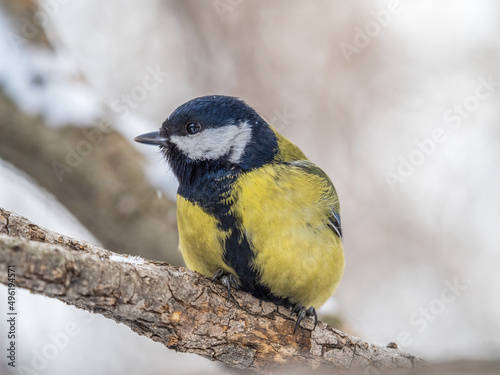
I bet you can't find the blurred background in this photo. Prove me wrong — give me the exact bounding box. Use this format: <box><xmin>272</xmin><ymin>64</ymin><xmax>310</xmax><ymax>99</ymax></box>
<box><xmin>1</xmin><ymin>0</ymin><xmax>499</xmax><ymax>374</ymax></box>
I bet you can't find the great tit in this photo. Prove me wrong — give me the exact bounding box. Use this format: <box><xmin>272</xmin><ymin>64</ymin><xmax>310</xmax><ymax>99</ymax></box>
<box><xmin>135</xmin><ymin>95</ymin><xmax>344</xmax><ymax>332</ymax></box>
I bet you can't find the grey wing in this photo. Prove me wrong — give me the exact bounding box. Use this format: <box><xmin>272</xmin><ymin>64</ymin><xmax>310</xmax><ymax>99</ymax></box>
<box><xmin>327</xmin><ymin>209</ymin><xmax>342</xmax><ymax>239</ymax></box>
<box><xmin>289</xmin><ymin>160</ymin><xmax>343</xmax><ymax>240</ymax></box>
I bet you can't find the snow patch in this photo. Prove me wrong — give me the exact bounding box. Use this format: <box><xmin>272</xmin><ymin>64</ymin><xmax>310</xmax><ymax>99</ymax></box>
<box><xmin>109</xmin><ymin>254</ymin><xmax>146</xmax><ymax>265</ymax></box>
<box><xmin>0</xmin><ymin>9</ymin><xmax>103</xmax><ymax>126</ymax></box>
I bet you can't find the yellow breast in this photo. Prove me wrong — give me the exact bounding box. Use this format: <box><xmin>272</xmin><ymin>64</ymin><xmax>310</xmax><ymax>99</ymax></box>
<box><xmin>230</xmin><ymin>164</ymin><xmax>344</xmax><ymax>308</ymax></box>
<box><xmin>177</xmin><ymin>159</ymin><xmax>344</xmax><ymax>309</ymax></box>
<box><xmin>177</xmin><ymin>196</ymin><xmax>236</xmax><ymax>278</ymax></box>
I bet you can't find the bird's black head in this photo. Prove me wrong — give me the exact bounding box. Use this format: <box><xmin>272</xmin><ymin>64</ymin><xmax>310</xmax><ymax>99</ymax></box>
<box><xmin>135</xmin><ymin>95</ymin><xmax>277</xmax><ymax>184</ymax></box>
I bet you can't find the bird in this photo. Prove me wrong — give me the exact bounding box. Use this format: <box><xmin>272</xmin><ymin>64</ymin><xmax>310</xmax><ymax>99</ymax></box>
<box><xmin>134</xmin><ymin>95</ymin><xmax>344</xmax><ymax>333</ymax></box>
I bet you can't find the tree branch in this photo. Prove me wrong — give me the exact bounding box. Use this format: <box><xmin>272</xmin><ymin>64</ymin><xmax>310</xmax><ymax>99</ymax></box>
<box><xmin>0</xmin><ymin>207</ymin><xmax>426</xmax><ymax>374</ymax></box>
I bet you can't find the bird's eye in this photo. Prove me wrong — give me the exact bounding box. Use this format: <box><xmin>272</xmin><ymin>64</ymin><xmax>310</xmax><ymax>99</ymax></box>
<box><xmin>186</xmin><ymin>123</ymin><xmax>202</xmax><ymax>135</ymax></box>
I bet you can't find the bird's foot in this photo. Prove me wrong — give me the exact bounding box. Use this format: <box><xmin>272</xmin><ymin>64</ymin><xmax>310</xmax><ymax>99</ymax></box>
<box><xmin>291</xmin><ymin>303</ymin><xmax>318</xmax><ymax>333</ymax></box>
<box><xmin>212</xmin><ymin>269</ymin><xmax>238</xmax><ymax>302</ymax></box>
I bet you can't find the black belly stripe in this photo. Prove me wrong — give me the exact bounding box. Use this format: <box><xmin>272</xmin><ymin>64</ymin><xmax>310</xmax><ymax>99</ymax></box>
<box><xmin>177</xmin><ymin>163</ymin><xmax>292</xmax><ymax>307</ymax></box>
<box><xmin>223</xmin><ymin>225</ymin><xmax>292</xmax><ymax>306</ymax></box>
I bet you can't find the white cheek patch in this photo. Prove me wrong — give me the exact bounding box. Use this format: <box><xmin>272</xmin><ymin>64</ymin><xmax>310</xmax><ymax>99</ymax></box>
<box><xmin>170</xmin><ymin>122</ymin><xmax>252</xmax><ymax>163</ymax></box>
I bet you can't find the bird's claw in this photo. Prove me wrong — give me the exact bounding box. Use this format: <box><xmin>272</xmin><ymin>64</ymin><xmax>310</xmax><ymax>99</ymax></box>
<box><xmin>292</xmin><ymin>304</ymin><xmax>318</xmax><ymax>333</ymax></box>
<box><xmin>212</xmin><ymin>268</ymin><xmax>224</xmax><ymax>281</ymax></box>
<box><xmin>212</xmin><ymin>269</ymin><xmax>238</xmax><ymax>302</ymax></box>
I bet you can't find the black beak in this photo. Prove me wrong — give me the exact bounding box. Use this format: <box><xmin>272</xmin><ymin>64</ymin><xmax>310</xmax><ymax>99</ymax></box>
<box><xmin>134</xmin><ymin>131</ymin><xmax>168</xmax><ymax>146</ymax></box>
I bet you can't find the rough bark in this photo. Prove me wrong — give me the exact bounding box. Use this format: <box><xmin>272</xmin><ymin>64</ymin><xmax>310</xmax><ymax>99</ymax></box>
<box><xmin>0</xmin><ymin>207</ymin><xmax>427</xmax><ymax>374</ymax></box>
